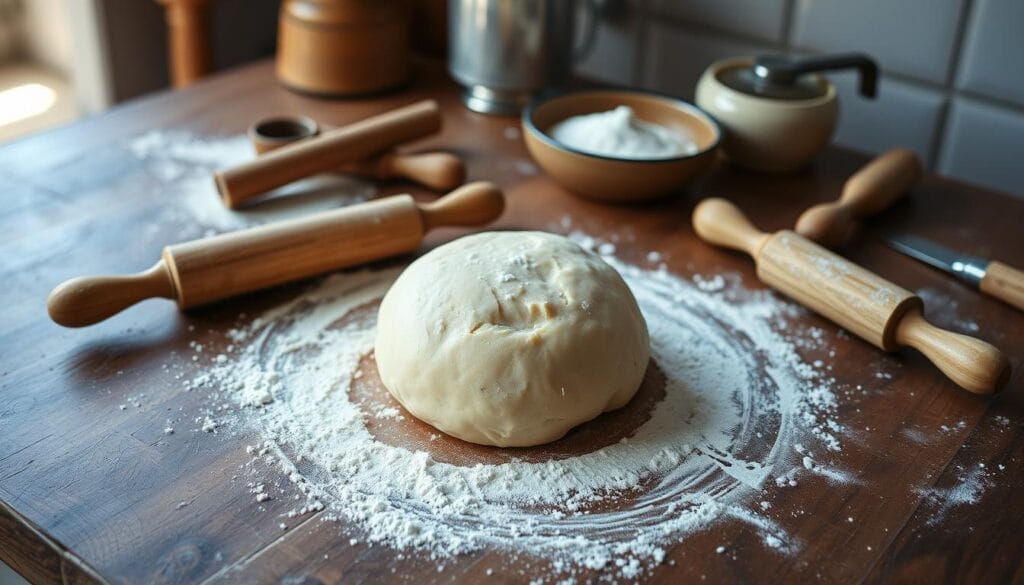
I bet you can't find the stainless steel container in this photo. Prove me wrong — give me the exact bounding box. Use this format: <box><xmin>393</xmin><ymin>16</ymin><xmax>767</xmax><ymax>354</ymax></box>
<box><xmin>448</xmin><ymin>0</ymin><xmax>596</xmax><ymax>115</ymax></box>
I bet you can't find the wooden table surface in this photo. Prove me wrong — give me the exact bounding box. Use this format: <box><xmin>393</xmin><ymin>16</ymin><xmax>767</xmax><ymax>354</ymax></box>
<box><xmin>1</xmin><ymin>59</ymin><xmax>1022</xmax><ymax>585</ymax></box>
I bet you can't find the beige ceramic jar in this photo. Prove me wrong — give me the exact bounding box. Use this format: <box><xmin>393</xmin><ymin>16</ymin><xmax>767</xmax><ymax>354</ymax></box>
<box><xmin>696</xmin><ymin>53</ymin><xmax>877</xmax><ymax>172</ymax></box>
<box><xmin>696</xmin><ymin>57</ymin><xmax>836</xmax><ymax>172</ymax></box>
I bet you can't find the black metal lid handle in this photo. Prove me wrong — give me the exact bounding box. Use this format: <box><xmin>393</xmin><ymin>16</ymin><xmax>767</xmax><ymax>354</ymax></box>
<box><xmin>754</xmin><ymin>53</ymin><xmax>879</xmax><ymax>98</ymax></box>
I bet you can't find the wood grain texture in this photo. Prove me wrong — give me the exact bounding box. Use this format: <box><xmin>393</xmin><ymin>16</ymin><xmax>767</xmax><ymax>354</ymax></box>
<box><xmin>0</xmin><ymin>58</ymin><xmax>1022</xmax><ymax>584</ymax></box>
<box><xmin>980</xmin><ymin>260</ymin><xmax>1024</xmax><ymax>312</ymax></box>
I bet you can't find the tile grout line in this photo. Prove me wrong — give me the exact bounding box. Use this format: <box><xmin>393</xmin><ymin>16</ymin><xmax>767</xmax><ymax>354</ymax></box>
<box><xmin>928</xmin><ymin>0</ymin><xmax>977</xmax><ymax>171</ymax></box>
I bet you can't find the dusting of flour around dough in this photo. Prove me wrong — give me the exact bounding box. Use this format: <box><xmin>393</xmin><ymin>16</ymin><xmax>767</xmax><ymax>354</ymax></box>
<box><xmin>184</xmin><ymin>231</ymin><xmax>862</xmax><ymax>581</ymax></box>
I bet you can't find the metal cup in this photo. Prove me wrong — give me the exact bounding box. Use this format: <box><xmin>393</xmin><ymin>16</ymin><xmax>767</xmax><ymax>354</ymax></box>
<box><xmin>448</xmin><ymin>0</ymin><xmax>598</xmax><ymax>116</ymax></box>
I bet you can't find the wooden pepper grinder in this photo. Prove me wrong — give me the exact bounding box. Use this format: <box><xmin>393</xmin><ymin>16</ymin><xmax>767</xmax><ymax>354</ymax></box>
<box><xmin>693</xmin><ymin>197</ymin><xmax>1010</xmax><ymax>395</ymax></box>
<box><xmin>276</xmin><ymin>0</ymin><xmax>412</xmax><ymax>96</ymax></box>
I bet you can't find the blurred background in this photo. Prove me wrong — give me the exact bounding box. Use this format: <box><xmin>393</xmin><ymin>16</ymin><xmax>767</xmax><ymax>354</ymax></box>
<box><xmin>0</xmin><ymin>0</ymin><xmax>1019</xmax><ymax>195</ymax></box>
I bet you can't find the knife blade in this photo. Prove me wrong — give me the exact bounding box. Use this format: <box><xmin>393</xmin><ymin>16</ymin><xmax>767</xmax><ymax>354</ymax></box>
<box><xmin>885</xmin><ymin>234</ymin><xmax>1024</xmax><ymax>312</ymax></box>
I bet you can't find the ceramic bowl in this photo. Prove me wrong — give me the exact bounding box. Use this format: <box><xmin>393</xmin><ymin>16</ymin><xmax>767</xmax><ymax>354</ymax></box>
<box><xmin>695</xmin><ymin>57</ymin><xmax>837</xmax><ymax>172</ymax></box>
<box><xmin>522</xmin><ymin>90</ymin><xmax>720</xmax><ymax>202</ymax></box>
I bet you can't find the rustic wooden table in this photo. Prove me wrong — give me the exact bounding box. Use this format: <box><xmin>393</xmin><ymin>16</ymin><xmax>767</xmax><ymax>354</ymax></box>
<box><xmin>1</xmin><ymin>59</ymin><xmax>1022</xmax><ymax>585</ymax></box>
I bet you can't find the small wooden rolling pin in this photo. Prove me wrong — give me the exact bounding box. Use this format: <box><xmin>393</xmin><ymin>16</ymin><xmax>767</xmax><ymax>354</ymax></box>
<box><xmin>48</xmin><ymin>182</ymin><xmax>504</xmax><ymax>327</ymax></box>
<box><xmin>795</xmin><ymin>149</ymin><xmax>922</xmax><ymax>248</ymax></box>
<box><xmin>217</xmin><ymin>100</ymin><xmax>442</xmax><ymax>209</ymax></box>
<box><xmin>693</xmin><ymin>198</ymin><xmax>1010</xmax><ymax>395</ymax></box>
<box><xmin>248</xmin><ymin>115</ymin><xmax>465</xmax><ymax>192</ymax></box>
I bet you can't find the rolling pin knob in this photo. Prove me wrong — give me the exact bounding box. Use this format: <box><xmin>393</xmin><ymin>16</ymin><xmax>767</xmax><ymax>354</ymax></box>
<box><xmin>48</xmin><ymin>261</ymin><xmax>178</xmax><ymax>327</ymax></box>
<box><xmin>341</xmin><ymin>151</ymin><xmax>466</xmax><ymax>191</ymax></box>
<box><xmin>379</xmin><ymin>151</ymin><xmax>466</xmax><ymax>191</ymax></box>
<box><xmin>794</xmin><ymin>203</ymin><xmax>855</xmax><ymax>248</ymax></box>
<box><xmin>796</xmin><ymin>148</ymin><xmax>922</xmax><ymax>248</ymax></box>
<box><xmin>419</xmin><ymin>181</ymin><xmax>505</xmax><ymax>230</ymax></box>
<box><xmin>692</xmin><ymin>198</ymin><xmax>771</xmax><ymax>257</ymax></box>
<box><xmin>894</xmin><ymin>309</ymin><xmax>1010</xmax><ymax>394</ymax></box>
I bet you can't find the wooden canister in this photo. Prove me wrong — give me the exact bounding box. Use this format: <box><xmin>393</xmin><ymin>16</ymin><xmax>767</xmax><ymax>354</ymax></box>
<box><xmin>276</xmin><ymin>0</ymin><xmax>412</xmax><ymax>96</ymax></box>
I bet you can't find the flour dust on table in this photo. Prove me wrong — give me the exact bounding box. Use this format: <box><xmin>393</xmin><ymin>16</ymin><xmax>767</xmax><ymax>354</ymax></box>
<box><xmin>128</xmin><ymin>130</ymin><xmax>376</xmax><ymax>235</ymax></box>
<box><xmin>178</xmin><ymin>229</ymin><xmax>873</xmax><ymax>581</ymax></box>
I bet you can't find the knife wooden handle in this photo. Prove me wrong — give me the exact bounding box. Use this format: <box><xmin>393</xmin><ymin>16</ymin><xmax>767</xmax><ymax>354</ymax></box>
<box><xmin>694</xmin><ymin>197</ymin><xmax>1009</xmax><ymax>394</ymax></box>
<box><xmin>795</xmin><ymin>149</ymin><xmax>921</xmax><ymax>247</ymax></box>
<box><xmin>980</xmin><ymin>260</ymin><xmax>1024</xmax><ymax>312</ymax></box>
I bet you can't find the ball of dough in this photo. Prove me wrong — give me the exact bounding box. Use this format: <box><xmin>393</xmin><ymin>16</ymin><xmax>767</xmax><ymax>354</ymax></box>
<box><xmin>374</xmin><ymin>231</ymin><xmax>650</xmax><ymax>447</ymax></box>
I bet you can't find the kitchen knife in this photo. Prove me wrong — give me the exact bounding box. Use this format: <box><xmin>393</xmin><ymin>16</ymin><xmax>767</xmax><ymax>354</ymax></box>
<box><xmin>886</xmin><ymin>234</ymin><xmax>1024</xmax><ymax>312</ymax></box>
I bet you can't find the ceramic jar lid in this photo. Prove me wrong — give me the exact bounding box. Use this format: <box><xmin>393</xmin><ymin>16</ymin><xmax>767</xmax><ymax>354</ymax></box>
<box><xmin>717</xmin><ymin>53</ymin><xmax>878</xmax><ymax>100</ymax></box>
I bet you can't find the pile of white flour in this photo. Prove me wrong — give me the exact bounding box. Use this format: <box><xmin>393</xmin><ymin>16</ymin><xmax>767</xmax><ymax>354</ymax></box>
<box><xmin>185</xmin><ymin>232</ymin><xmax>849</xmax><ymax>581</ymax></box>
<box><xmin>549</xmin><ymin>106</ymin><xmax>699</xmax><ymax>160</ymax></box>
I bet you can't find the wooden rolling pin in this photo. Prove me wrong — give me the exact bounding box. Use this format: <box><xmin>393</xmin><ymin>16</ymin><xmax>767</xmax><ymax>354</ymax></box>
<box><xmin>48</xmin><ymin>182</ymin><xmax>504</xmax><ymax>327</ymax></box>
<box><xmin>693</xmin><ymin>198</ymin><xmax>1010</xmax><ymax>394</ymax></box>
<box><xmin>795</xmin><ymin>149</ymin><xmax>922</xmax><ymax>248</ymax></box>
<box><xmin>249</xmin><ymin>116</ymin><xmax>465</xmax><ymax>192</ymax></box>
<box><xmin>217</xmin><ymin>100</ymin><xmax>442</xmax><ymax>209</ymax></box>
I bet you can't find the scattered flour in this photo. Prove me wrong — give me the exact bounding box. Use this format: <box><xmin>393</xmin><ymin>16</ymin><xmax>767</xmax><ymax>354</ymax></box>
<box><xmin>186</xmin><ymin>231</ymin><xmax>854</xmax><ymax>581</ymax></box>
<box><xmin>128</xmin><ymin>130</ymin><xmax>376</xmax><ymax>236</ymax></box>
<box><xmin>917</xmin><ymin>467</ymin><xmax>991</xmax><ymax>526</ymax></box>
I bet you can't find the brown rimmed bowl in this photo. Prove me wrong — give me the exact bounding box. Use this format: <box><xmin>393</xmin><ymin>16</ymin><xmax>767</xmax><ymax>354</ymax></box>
<box><xmin>523</xmin><ymin>89</ymin><xmax>720</xmax><ymax>202</ymax></box>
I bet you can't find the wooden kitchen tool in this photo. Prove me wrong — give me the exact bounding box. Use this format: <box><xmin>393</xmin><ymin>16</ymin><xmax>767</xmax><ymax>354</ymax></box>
<box><xmin>248</xmin><ymin>115</ymin><xmax>465</xmax><ymax>192</ymax></box>
<box><xmin>795</xmin><ymin>148</ymin><xmax>921</xmax><ymax>248</ymax></box>
<box><xmin>693</xmin><ymin>198</ymin><xmax>1010</xmax><ymax>394</ymax></box>
<box><xmin>217</xmin><ymin>100</ymin><xmax>442</xmax><ymax>209</ymax></box>
<box><xmin>48</xmin><ymin>182</ymin><xmax>504</xmax><ymax>328</ymax></box>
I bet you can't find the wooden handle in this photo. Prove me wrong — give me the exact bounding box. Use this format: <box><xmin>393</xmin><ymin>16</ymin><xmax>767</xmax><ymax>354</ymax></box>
<box><xmin>341</xmin><ymin>151</ymin><xmax>466</xmax><ymax>191</ymax></box>
<box><xmin>216</xmin><ymin>100</ymin><xmax>442</xmax><ymax>208</ymax></box>
<box><xmin>693</xmin><ymin>198</ymin><xmax>1009</xmax><ymax>394</ymax></box>
<box><xmin>980</xmin><ymin>260</ymin><xmax>1024</xmax><ymax>311</ymax></box>
<box><xmin>48</xmin><ymin>261</ymin><xmax>177</xmax><ymax>327</ymax></box>
<box><xmin>419</xmin><ymin>182</ymin><xmax>504</xmax><ymax>230</ymax></box>
<box><xmin>795</xmin><ymin>149</ymin><xmax>922</xmax><ymax>247</ymax></box>
<box><xmin>692</xmin><ymin>198</ymin><xmax>771</xmax><ymax>257</ymax></box>
<box><xmin>894</xmin><ymin>309</ymin><xmax>1010</xmax><ymax>394</ymax></box>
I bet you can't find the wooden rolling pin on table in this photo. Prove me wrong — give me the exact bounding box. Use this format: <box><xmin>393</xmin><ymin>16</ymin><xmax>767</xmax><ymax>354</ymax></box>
<box><xmin>247</xmin><ymin>115</ymin><xmax>465</xmax><ymax>192</ymax></box>
<box><xmin>216</xmin><ymin>100</ymin><xmax>443</xmax><ymax>209</ymax></box>
<box><xmin>795</xmin><ymin>148</ymin><xmax>922</xmax><ymax>248</ymax></box>
<box><xmin>48</xmin><ymin>182</ymin><xmax>504</xmax><ymax>327</ymax></box>
<box><xmin>693</xmin><ymin>198</ymin><xmax>1010</xmax><ymax>395</ymax></box>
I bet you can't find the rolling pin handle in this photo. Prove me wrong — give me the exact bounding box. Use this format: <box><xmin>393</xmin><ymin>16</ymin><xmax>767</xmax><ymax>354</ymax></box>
<box><xmin>796</xmin><ymin>149</ymin><xmax>922</xmax><ymax>247</ymax></box>
<box><xmin>47</xmin><ymin>260</ymin><xmax>178</xmax><ymax>327</ymax></box>
<box><xmin>840</xmin><ymin>148</ymin><xmax>921</xmax><ymax>216</ymax></box>
<box><xmin>894</xmin><ymin>308</ymin><xmax>1010</xmax><ymax>394</ymax></box>
<box><xmin>381</xmin><ymin>151</ymin><xmax>466</xmax><ymax>191</ymax></box>
<box><xmin>692</xmin><ymin>198</ymin><xmax>771</xmax><ymax>259</ymax></box>
<box><xmin>418</xmin><ymin>182</ymin><xmax>505</xmax><ymax>231</ymax></box>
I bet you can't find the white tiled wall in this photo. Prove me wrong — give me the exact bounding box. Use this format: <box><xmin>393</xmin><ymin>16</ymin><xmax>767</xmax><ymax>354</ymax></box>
<box><xmin>577</xmin><ymin>0</ymin><xmax>1024</xmax><ymax>198</ymax></box>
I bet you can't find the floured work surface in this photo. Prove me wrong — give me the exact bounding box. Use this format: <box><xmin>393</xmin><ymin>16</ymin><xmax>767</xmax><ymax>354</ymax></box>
<box><xmin>1</xmin><ymin>59</ymin><xmax>1022</xmax><ymax>585</ymax></box>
